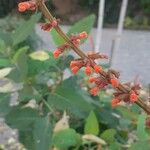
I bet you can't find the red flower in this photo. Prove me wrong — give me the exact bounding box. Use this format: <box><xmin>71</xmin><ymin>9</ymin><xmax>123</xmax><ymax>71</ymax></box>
<box><xmin>79</xmin><ymin>31</ymin><xmax>88</xmax><ymax>39</ymax></box>
<box><xmin>111</xmin><ymin>99</ymin><xmax>120</xmax><ymax>107</ymax></box>
<box><xmin>71</xmin><ymin>66</ymin><xmax>80</xmax><ymax>74</ymax></box>
<box><xmin>18</xmin><ymin>1</ymin><xmax>36</xmax><ymax>12</ymax></box>
<box><xmin>53</xmin><ymin>49</ymin><xmax>61</xmax><ymax>58</ymax></box>
<box><xmin>94</xmin><ymin>65</ymin><xmax>103</xmax><ymax>73</ymax></box>
<box><xmin>110</xmin><ymin>78</ymin><xmax>119</xmax><ymax>88</ymax></box>
<box><xmin>90</xmin><ymin>87</ymin><xmax>99</xmax><ymax>96</ymax></box>
<box><xmin>130</xmin><ymin>91</ymin><xmax>138</xmax><ymax>102</ymax></box>
<box><xmin>85</xmin><ymin>66</ymin><xmax>92</xmax><ymax>76</ymax></box>
<box><xmin>89</xmin><ymin>77</ymin><xmax>97</xmax><ymax>83</ymax></box>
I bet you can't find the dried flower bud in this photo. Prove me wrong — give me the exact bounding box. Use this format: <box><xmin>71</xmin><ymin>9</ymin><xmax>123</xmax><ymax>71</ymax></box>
<box><xmin>41</xmin><ymin>23</ymin><xmax>52</xmax><ymax>31</ymax></box>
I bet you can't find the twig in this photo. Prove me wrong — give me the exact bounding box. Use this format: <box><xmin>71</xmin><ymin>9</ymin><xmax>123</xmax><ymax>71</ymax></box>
<box><xmin>36</xmin><ymin>0</ymin><xmax>150</xmax><ymax>114</ymax></box>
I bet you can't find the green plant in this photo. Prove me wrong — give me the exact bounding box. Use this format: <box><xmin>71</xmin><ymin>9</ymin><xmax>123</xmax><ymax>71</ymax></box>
<box><xmin>0</xmin><ymin>0</ymin><xmax>150</xmax><ymax>150</ymax></box>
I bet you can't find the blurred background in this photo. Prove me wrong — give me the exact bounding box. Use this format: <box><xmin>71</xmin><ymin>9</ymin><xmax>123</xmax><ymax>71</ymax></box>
<box><xmin>0</xmin><ymin>0</ymin><xmax>150</xmax><ymax>149</ymax></box>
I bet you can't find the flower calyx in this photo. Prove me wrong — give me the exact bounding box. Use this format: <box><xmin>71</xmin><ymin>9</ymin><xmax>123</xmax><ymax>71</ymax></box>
<box><xmin>41</xmin><ymin>19</ymin><xmax>59</xmax><ymax>31</ymax></box>
<box><xmin>53</xmin><ymin>44</ymin><xmax>70</xmax><ymax>58</ymax></box>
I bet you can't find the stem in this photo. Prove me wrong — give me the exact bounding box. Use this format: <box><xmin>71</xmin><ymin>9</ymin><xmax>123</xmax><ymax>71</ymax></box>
<box><xmin>36</xmin><ymin>0</ymin><xmax>150</xmax><ymax>114</ymax></box>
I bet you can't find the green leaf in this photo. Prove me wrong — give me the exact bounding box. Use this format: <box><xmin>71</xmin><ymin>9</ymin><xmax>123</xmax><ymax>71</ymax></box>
<box><xmin>29</xmin><ymin>51</ymin><xmax>50</xmax><ymax>61</ymax></box>
<box><xmin>12</xmin><ymin>13</ymin><xmax>41</xmax><ymax>46</ymax></box>
<box><xmin>101</xmin><ymin>129</ymin><xmax>116</xmax><ymax>143</ymax></box>
<box><xmin>0</xmin><ymin>58</ymin><xmax>11</xmax><ymax>67</ymax></box>
<box><xmin>53</xmin><ymin>129</ymin><xmax>82</xmax><ymax>150</ymax></box>
<box><xmin>33</xmin><ymin>116</ymin><xmax>52</xmax><ymax>150</ymax></box>
<box><xmin>0</xmin><ymin>67</ymin><xmax>13</xmax><ymax>79</ymax></box>
<box><xmin>19</xmin><ymin>130</ymin><xmax>35</xmax><ymax>150</ymax></box>
<box><xmin>137</xmin><ymin>114</ymin><xmax>148</xmax><ymax>140</ymax></box>
<box><xmin>5</xmin><ymin>107</ymin><xmax>39</xmax><ymax>130</ymax></box>
<box><xmin>67</xmin><ymin>14</ymin><xmax>95</xmax><ymax>43</ymax></box>
<box><xmin>0</xmin><ymin>94</ymin><xmax>11</xmax><ymax>117</ymax></box>
<box><xmin>84</xmin><ymin>111</ymin><xmax>99</xmax><ymax>135</ymax></box>
<box><xmin>0</xmin><ymin>31</ymin><xmax>12</xmax><ymax>46</ymax></box>
<box><xmin>10</xmin><ymin>47</ymin><xmax>28</xmax><ymax>81</ymax></box>
<box><xmin>50</xmin><ymin>28</ymin><xmax>65</xmax><ymax>45</ymax></box>
<box><xmin>129</xmin><ymin>140</ymin><xmax>150</xmax><ymax>150</ymax></box>
<box><xmin>0</xmin><ymin>78</ymin><xmax>23</xmax><ymax>93</ymax></box>
<box><xmin>48</xmin><ymin>77</ymin><xmax>94</xmax><ymax>118</ymax></box>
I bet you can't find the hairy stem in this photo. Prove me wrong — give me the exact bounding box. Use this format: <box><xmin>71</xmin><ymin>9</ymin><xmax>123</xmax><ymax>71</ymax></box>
<box><xmin>36</xmin><ymin>0</ymin><xmax>150</xmax><ymax>114</ymax></box>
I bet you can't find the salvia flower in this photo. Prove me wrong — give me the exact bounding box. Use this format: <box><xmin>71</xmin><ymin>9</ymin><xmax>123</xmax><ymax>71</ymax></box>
<box><xmin>85</xmin><ymin>66</ymin><xmax>92</xmax><ymax>76</ymax></box>
<box><xmin>93</xmin><ymin>65</ymin><xmax>103</xmax><ymax>73</ymax></box>
<box><xmin>41</xmin><ymin>20</ymin><xmax>58</xmax><ymax>31</ymax></box>
<box><xmin>18</xmin><ymin>1</ymin><xmax>36</xmax><ymax>12</ymax></box>
<box><xmin>53</xmin><ymin>44</ymin><xmax>70</xmax><ymax>58</ymax></box>
<box><xmin>90</xmin><ymin>87</ymin><xmax>100</xmax><ymax>96</ymax></box>
<box><xmin>70</xmin><ymin>31</ymin><xmax>88</xmax><ymax>45</ymax></box>
<box><xmin>111</xmin><ymin>98</ymin><xmax>120</xmax><ymax>107</ymax></box>
<box><xmin>129</xmin><ymin>90</ymin><xmax>138</xmax><ymax>102</ymax></box>
<box><xmin>110</xmin><ymin>77</ymin><xmax>119</xmax><ymax>88</ymax></box>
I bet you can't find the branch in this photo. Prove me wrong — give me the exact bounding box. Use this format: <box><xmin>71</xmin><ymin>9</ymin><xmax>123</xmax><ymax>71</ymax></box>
<box><xmin>36</xmin><ymin>0</ymin><xmax>150</xmax><ymax>114</ymax></box>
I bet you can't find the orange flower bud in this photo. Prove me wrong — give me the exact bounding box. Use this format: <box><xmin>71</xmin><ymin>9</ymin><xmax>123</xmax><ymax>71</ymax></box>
<box><xmin>110</xmin><ymin>78</ymin><xmax>119</xmax><ymax>88</ymax></box>
<box><xmin>85</xmin><ymin>66</ymin><xmax>92</xmax><ymax>76</ymax></box>
<box><xmin>111</xmin><ymin>98</ymin><xmax>120</xmax><ymax>107</ymax></box>
<box><xmin>130</xmin><ymin>91</ymin><xmax>138</xmax><ymax>102</ymax></box>
<box><xmin>79</xmin><ymin>31</ymin><xmax>88</xmax><ymax>39</ymax></box>
<box><xmin>94</xmin><ymin>65</ymin><xmax>103</xmax><ymax>73</ymax></box>
<box><xmin>70</xmin><ymin>61</ymin><xmax>79</xmax><ymax>68</ymax></box>
<box><xmin>90</xmin><ymin>87</ymin><xmax>99</xmax><ymax>96</ymax></box>
<box><xmin>89</xmin><ymin>77</ymin><xmax>96</xmax><ymax>83</ymax></box>
<box><xmin>71</xmin><ymin>66</ymin><xmax>80</xmax><ymax>74</ymax></box>
<box><xmin>53</xmin><ymin>50</ymin><xmax>61</xmax><ymax>58</ymax></box>
<box><xmin>73</xmin><ymin>39</ymin><xmax>81</xmax><ymax>45</ymax></box>
<box><xmin>51</xmin><ymin>20</ymin><xmax>58</xmax><ymax>27</ymax></box>
<box><xmin>18</xmin><ymin>2</ymin><xmax>30</xmax><ymax>12</ymax></box>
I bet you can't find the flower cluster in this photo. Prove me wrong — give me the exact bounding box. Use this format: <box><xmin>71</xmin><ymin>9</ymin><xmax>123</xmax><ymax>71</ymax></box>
<box><xmin>70</xmin><ymin>32</ymin><xmax>88</xmax><ymax>45</ymax></box>
<box><xmin>18</xmin><ymin>1</ymin><xmax>36</xmax><ymax>12</ymax></box>
<box><xmin>18</xmin><ymin>1</ymin><xmax>140</xmax><ymax>109</ymax></box>
<box><xmin>111</xmin><ymin>82</ymin><xmax>140</xmax><ymax>107</ymax></box>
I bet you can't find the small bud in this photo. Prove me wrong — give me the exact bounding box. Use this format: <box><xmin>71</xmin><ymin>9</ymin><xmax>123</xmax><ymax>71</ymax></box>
<box><xmin>90</xmin><ymin>87</ymin><xmax>99</xmax><ymax>96</ymax></box>
<box><xmin>71</xmin><ymin>66</ymin><xmax>80</xmax><ymax>74</ymax></box>
<box><xmin>111</xmin><ymin>98</ymin><xmax>120</xmax><ymax>107</ymax></box>
<box><xmin>73</xmin><ymin>39</ymin><xmax>81</xmax><ymax>45</ymax></box>
<box><xmin>130</xmin><ymin>91</ymin><xmax>138</xmax><ymax>102</ymax></box>
<box><xmin>110</xmin><ymin>78</ymin><xmax>119</xmax><ymax>88</ymax></box>
<box><xmin>41</xmin><ymin>23</ymin><xmax>52</xmax><ymax>31</ymax></box>
<box><xmin>51</xmin><ymin>20</ymin><xmax>58</xmax><ymax>27</ymax></box>
<box><xmin>94</xmin><ymin>65</ymin><xmax>103</xmax><ymax>73</ymax></box>
<box><xmin>53</xmin><ymin>49</ymin><xmax>61</xmax><ymax>58</ymax></box>
<box><xmin>85</xmin><ymin>66</ymin><xmax>92</xmax><ymax>76</ymax></box>
<box><xmin>18</xmin><ymin>2</ymin><xmax>30</xmax><ymax>12</ymax></box>
<box><xmin>89</xmin><ymin>77</ymin><xmax>96</xmax><ymax>83</ymax></box>
<box><xmin>79</xmin><ymin>31</ymin><xmax>88</xmax><ymax>39</ymax></box>
<box><xmin>70</xmin><ymin>61</ymin><xmax>79</xmax><ymax>68</ymax></box>
<box><xmin>18</xmin><ymin>1</ymin><xmax>36</xmax><ymax>12</ymax></box>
